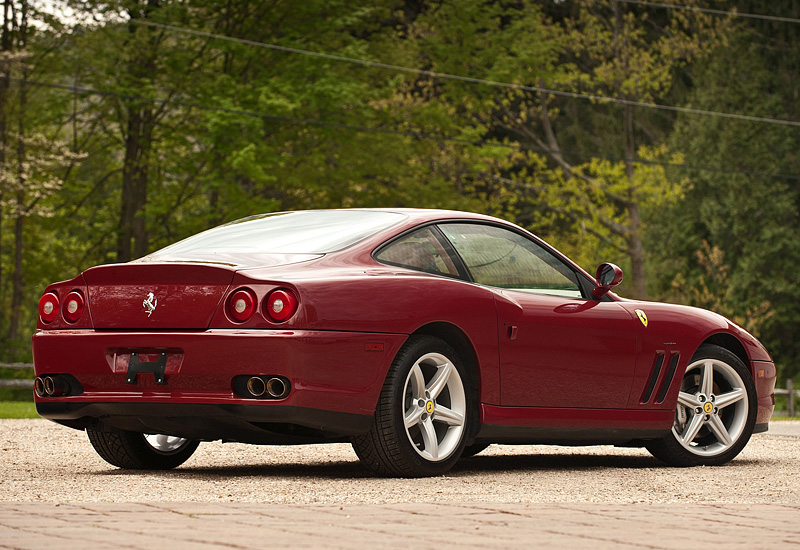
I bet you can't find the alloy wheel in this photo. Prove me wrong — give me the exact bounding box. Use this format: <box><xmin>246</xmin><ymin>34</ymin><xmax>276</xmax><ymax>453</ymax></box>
<box><xmin>672</xmin><ymin>358</ymin><xmax>749</xmax><ymax>457</ymax></box>
<box><xmin>402</xmin><ymin>352</ymin><xmax>467</xmax><ymax>462</ymax></box>
<box><xmin>143</xmin><ymin>434</ymin><xmax>192</xmax><ymax>454</ymax></box>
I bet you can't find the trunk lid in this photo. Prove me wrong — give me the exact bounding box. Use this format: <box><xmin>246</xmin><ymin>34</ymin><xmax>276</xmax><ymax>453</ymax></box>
<box><xmin>83</xmin><ymin>263</ymin><xmax>235</xmax><ymax>329</ymax></box>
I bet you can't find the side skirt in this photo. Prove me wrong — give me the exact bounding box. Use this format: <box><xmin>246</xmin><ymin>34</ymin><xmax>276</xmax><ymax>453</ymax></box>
<box><xmin>475</xmin><ymin>424</ymin><xmax>670</xmax><ymax>446</ymax></box>
<box><xmin>477</xmin><ymin>404</ymin><xmax>673</xmax><ymax>445</ymax></box>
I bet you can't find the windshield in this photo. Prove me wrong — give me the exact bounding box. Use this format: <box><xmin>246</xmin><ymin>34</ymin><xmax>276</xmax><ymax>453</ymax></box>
<box><xmin>147</xmin><ymin>210</ymin><xmax>407</xmax><ymax>257</ymax></box>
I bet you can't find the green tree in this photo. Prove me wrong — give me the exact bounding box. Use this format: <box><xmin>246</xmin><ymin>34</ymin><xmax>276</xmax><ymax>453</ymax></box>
<box><xmin>0</xmin><ymin>1</ymin><xmax>82</xmax><ymax>357</ymax></box>
<box><xmin>654</xmin><ymin>9</ymin><xmax>800</xmax><ymax>378</ymax></box>
<box><xmin>378</xmin><ymin>0</ymin><xmax>724</xmax><ymax>296</ymax></box>
<box><xmin>491</xmin><ymin>0</ymin><xmax>724</xmax><ymax>297</ymax></box>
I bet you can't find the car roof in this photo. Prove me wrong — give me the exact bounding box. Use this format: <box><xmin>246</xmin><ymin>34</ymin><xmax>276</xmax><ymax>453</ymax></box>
<box><xmin>309</xmin><ymin>207</ymin><xmax>508</xmax><ymax>224</ymax></box>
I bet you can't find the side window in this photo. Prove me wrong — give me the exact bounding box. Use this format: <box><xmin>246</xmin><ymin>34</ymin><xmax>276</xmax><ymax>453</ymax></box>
<box><xmin>438</xmin><ymin>223</ymin><xmax>583</xmax><ymax>298</ymax></box>
<box><xmin>375</xmin><ymin>227</ymin><xmax>461</xmax><ymax>277</ymax></box>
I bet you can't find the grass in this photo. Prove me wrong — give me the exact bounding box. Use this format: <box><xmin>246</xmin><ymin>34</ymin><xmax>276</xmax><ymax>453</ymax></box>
<box><xmin>0</xmin><ymin>401</ymin><xmax>38</xmax><ymax>419</ymax></box>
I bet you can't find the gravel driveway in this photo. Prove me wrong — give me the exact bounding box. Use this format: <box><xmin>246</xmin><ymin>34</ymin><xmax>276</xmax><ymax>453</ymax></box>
<box><xmin>2</xmin><ymin>419</ymin><xmax>800</xmax><ymax>549</ymax></box>
<box><xmin>2</xmin><ymin>419</ymin><xmax>799</xmax><ymax>504</ymax></box>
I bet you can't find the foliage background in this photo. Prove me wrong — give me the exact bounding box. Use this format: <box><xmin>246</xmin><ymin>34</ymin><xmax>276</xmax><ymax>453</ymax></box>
<box><xmin>0</xmin><ymin>0</ymin><xmax>798</xmax><ymax>383</ymax></box>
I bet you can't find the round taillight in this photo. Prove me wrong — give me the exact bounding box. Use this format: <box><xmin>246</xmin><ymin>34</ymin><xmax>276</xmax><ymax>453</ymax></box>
<box><xmin>39</xmin><ymin>293</ymin><xmax>60</xmax><ymax>323</ymax></box>
<box><xmin>62</xmin><ymin>291</ymin><xmax>85</xmax><ymax>323</ymax></box>
<box><xmin>227</xmin><ymin>288</ymin><xmax>257</xmax><ymax>323</ymax></box>
<box><xmin>264</xmin><ymin>289</ymin><xmax>298</xmax><ymax>322</ymax></box>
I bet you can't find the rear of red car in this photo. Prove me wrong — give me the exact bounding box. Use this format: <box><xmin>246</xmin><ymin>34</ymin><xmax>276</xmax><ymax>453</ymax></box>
<box><xmin>32</xmin><ymin>211</ymin><xmax>420</xmax><ymax>444</ymax></box>
<box><xmin>33</xmin><ymin>264</ymin><xmax>410</xmax><ymax>443</ymax></box>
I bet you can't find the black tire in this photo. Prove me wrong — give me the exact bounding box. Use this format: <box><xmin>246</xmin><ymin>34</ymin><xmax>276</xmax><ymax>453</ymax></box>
<box><xmin>646</xmin><ymin>344</ymin><xmax>757</xmax><ymax>467</ymax></box>
<box><xmin>352</xmin><ymin>335</ymin><xmax>473</xmax><ymax>477</ymax></box>
<box><xmin>87</xmin><ymin>429</ymin><xmax>199</xmax><ymax>470</ymax></box>
<box><xmin>461</xmin><ymin>443</ymin><xmax>491</xmax><ymax>458</ymax></box>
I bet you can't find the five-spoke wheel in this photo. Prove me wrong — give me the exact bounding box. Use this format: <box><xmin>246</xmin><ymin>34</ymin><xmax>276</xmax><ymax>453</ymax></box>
<box><xmin>352</xmin><ymin>335</ymin><xmax>473</xmax><ymax>477</ymax></box>
<box><xmin>647</xmin><ymin>344</ymin><xmax>756</xmax><ymax>466</ymax></box>
<box><xmin>402</xmin><ymin>351</ymin><xmax>467</xmax><ymax>462</ymax></box>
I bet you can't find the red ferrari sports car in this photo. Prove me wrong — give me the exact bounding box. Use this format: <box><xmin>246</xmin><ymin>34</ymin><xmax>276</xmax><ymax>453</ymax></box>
<box><xmin>33</xmin><ymin>209</ymin><xmax>775</xmax><ymax>476</ymax></box>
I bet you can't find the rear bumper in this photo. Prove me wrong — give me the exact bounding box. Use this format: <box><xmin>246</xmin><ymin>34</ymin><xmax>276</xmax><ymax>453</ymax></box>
<box><xmin>37</xmin><ymin>401</ymin><xmax>372</xmax><ymax>443</ymax></box>
<box><xmin>32</xmin><ymin>328</ymin><xmax>407</xmax><ymax>440</ymax></box>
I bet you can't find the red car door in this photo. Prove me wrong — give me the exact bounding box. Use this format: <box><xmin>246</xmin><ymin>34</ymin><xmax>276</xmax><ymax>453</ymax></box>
<box><xmin>495</xmin><ymin>292</ymin><xmax>638</xmax><ymax>408</ymax></box>
<box><xmin>437</xmin><ymin>222</ymin><xmax>638</xmax><ymax>409</ymax></box>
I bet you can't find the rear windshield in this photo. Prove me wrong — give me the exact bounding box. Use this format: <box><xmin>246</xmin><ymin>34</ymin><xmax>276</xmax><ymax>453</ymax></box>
<box><xmin>148</xmin><ymin>210</ymin><xmax>407</xmax><ymax>256</ymax></box>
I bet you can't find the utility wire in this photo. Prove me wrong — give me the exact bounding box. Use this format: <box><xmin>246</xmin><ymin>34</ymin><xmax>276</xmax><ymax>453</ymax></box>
<box><xmin>128</xmin><ymin>19</ymin><xmax>800</xmax><ymax>129</ymax></box>
<box><xmin>612</xmin><ymin>0</ymin><xmax>800</xmax><ymax>25</ymax></box>
<box><xmin>7</xmin><ymin>76</ymin><xmax>799</xmax><ymax>182</ymax></box>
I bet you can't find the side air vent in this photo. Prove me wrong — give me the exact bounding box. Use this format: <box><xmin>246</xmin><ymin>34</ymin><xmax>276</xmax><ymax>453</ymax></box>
<box><xmin>640</xmin><ymin>353</ymin><xmax>665</xmax><ymax>404</ymax></box>
<box><xmin>655</xmin><ymin>353</ymin><xmax>680</xmax><ymax>404</ymax></box>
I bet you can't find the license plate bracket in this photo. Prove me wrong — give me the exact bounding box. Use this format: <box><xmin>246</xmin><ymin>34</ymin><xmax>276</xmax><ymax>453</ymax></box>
<box><xmin>126</xmin><ymin>351</ymin><xmax>168</xmax><ymax>385</ymax></box>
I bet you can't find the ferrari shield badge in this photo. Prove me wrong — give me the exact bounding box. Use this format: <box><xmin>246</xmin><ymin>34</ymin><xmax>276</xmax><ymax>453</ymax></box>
<box><xmin>143</xmin><ymin>292</ymin><xmax>158</xmax><ymax>317</ymax></box>
<box><xmin>635</xmin><ymin>309</ymin><xmax>648</xmax><ymax>328</ymax></box>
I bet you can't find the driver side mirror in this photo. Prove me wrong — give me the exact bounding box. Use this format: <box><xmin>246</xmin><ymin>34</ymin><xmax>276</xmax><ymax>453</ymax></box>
<box><xmin>593</xmin><ymin>263</ymin><xmax>623</xmax><ymax>299</ymax></box>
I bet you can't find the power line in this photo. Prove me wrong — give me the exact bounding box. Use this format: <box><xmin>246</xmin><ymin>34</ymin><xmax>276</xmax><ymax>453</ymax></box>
<box><xmin>128</xmin><ymin>19</ymin><xmax>800</xmax><ymax>129</ymax></box>
<box><xmin>612</xmin><ymin>1</ymin><xmax>800</xmax><ymax>25</ymax></box>
<box><xmin>6</xmin><ymin>76</ymin><xmax>799</xmax><ymax>182</ymax></box>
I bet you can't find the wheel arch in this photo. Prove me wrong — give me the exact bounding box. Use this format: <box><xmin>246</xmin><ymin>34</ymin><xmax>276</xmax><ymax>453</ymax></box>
<box><xmin>700</xmin><ymin>333</ymin><xmax>750</xmax><ymax>375</ymax></box>
<box><xmin>413</xmin><ymin>322</ymin><xmax>479</xmax><ymax>383</ymax></box>
<box><xmin>412</xmin><ymin>321</ymin><xmax>482</xmax><ymax>439</ymax></box>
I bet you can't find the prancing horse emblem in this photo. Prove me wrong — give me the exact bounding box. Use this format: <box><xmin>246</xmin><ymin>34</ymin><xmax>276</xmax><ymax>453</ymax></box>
<box><xmin>143</xmin><ymin>292</ymin><xmax>158</xmax><ymax>317</ymax></box>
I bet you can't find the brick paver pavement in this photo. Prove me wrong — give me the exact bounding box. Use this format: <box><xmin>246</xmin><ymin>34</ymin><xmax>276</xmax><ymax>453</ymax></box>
<box><xmin>1</xmin><ymin>502</ymin><xmax>798</xmax><ymax>549</ymax></box>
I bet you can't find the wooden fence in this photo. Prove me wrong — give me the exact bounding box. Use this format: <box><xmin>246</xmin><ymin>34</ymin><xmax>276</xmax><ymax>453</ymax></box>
<box><xmin>0</xmin><ymin>362</ymin><xmax>33</xmax><ymax>389</ymax></box>
<box><xmin>0</xmin><ymin>363</ymin><xmax>798</xmax><ymax>416</ymax></box>
<box><xmin>775</xmin><ymin>379</ymin><xmax>797</xmax><ymax>417</ymax></box>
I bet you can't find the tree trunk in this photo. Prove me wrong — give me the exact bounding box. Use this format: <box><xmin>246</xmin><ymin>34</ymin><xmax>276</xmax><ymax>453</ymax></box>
<box><xmin>8</xmin><ymin>0</ymin><xmax>25</xmax><ymax>343</ymax></box>
<box><xmin>623</xmin><ymin>103</ymin><xmax>647</xmax><ymax>299</ymax></box>
<box><xmin>117</xmin><ymin>1</ymin><xmax>159</xmax><ymax>262</ymax></box>
<box><xmin>0</xmin><ymin>0</ymin><xmax>11</xmax><ymax>325</ymax></box>
<box><xmin>118</xmin><ymin>105</ymin><xmax>155</xmax><ymax>261</ymax></box>
<box><xmin>615</xmin><ymin>1</ymin><xmax>647</xmax><ymax>299</ymax></box>
<box><xmin>118</xmin><ymin>109</ymin><xmax>149</xmax><ymax>262</ymax></box>
<box><xmin>9</xmin><ymin>187</ymin><xmax>22</xmax><ymax>341</ymax></box>
<box><xmin>132</xmin><ymin>114</ymin><xmax>151</xmax><ymax>259</ymax></box>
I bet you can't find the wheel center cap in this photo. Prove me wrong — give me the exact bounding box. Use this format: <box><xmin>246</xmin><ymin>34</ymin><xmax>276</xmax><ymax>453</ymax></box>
<box><xmin>425</xmin><ymin>400</ymin><xmax>434</xmax><ymax>414</ymax></box>
<box><xmin>703</xmin><ymin>402</ymin><xmax>714</xmax><ymax>414</ymax></box>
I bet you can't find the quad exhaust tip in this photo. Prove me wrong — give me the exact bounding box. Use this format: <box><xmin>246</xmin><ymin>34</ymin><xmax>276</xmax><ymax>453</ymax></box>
<box><xmin>34</xmin><ymin>375</ymin><xmax>68</xmax><ymax>397</ymax></box>
<box><xmin>246</xmin><ymin>376</ymin><xmax>267</xmax><ymax>397</ymax></box>
<box><xmin>265</xmin><ymin>377</ymin><xmax>288</xmax><ymax>399</ymax></box>
<box><xmin>34</xmin><ymin>377</ymin><xmax>46</xmax><ymax>397</ymax></box>
<box><xmin>245</xmin><ymin>376</ymin><xmax>290</xmax><ymax>399</ymax></box>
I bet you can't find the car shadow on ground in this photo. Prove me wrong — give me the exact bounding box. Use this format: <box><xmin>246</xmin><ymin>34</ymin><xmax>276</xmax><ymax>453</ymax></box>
<box><xmin>455</xmin><ymin>452</ymin><xmax>661</xmax><ymax>472</ymax></box>
<box><xmin>95</xmin><ymin>459</ymin><xmax>372</xmax><ymax>479</ymax></box>
<box><xmin>90</xmin><ymin>448</ymin><xmax>763</xmax><ymax>480</ymax></box>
